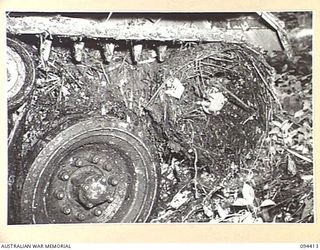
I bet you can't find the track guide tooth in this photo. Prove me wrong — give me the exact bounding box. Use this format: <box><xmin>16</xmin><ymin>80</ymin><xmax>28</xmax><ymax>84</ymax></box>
<box><xmin>73</xmin><ymin>40</ymin><xmax>85</xmax><ymax>63</ymax></box>
<box><xmin>40</xmin><ymin>38</ymin><xmax>52</xmax><ymax>62</ymax></box>
<box><xmin>131</xmin><ymin>44</ymin><xmax>143</xmax><ymax>64</ymax></box>
<box><xmin>103</xmin><ymin>43</ymin><xmax>115</xmax><ymax>63</ymax></box>
<box><xmin>156</xmin><ymin>45</ymin><xmax>167</xmax><ymax>63</ymax></box>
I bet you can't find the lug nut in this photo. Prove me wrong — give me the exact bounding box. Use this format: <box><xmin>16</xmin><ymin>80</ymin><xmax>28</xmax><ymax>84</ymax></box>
<box><xmin>108</xmin><ymin>177</ymin><xmax>118</xmax><ymax>186</ymax></box>
<box><xmin>59</xmin><ymin>171</ymin><xmax>70</xmax><ymax>181</ymax></box>
<box><xmin>54</xmin><ymin>190</ymin><xmax>65</xmax><ymax>200</ymax></box>
<box><xmin>101</xmin><ymin>177</ymin><xmax>107</xmax><ymax>184</ymax></box>
<box><xmin>92</xmin><ymin>155</ymin><xmax>100</xmax><ymax>164</ymax></box>
<box><xmin>94</xmin><ymin>209</ymin><xmax>102</xmax><ymax>217</ymax></box>
<box><xmin>106</xmin><ymin>196</ymin><xmax>114</xmax><ymax>203</ymax></box>
<box><xmin>76</xmin><ymin>213</ymin><xmax>86</xmax><ymax>221</ymax></box>
<box><xmin>83</xmin><ymin>185</ymin><xmax>89</xmax><ymax>191</ymax></box>
<box><xmin>75</xmin><ymin>159</ymin><xmax>83</xmax><ymax>167</ymax></box>
<box><xmin>61</xmin><ymin>206</ymin><xmax>71</xmax><ymax>215</ymax></box>
<box><xmin>103</xmin><ymin>164</ymin><xmax>112</xmax><ymax>172</ymax></box>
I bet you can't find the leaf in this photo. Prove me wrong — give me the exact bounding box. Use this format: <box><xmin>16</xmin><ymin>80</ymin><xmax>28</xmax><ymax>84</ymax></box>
<box><xmin>241</xmin><ymin>211</ymin><xmax>255</xmax><ymax>223</ymax></box>
<box><xmin>303</xmin><ymin>100</ymin><xmax>312</xmax><ymax>110</ymax></box>
<box><xmin>242</xmin><ymin>183</ymin><xmax>255</xmax><ymax>205</ymax></box>
<box><xmin>281</xmin><ymin>120</ymin><xmax>293</xmax><ymax>133</ymax></box>
<box><xmin>287</xmin><ymin>154</ymin><xmax>297</xmax><ymax>175</ymax></box>
<box><xmin>260</xmin><ymin>199</ymin><xmax>276</xmax><ymax>208</ymax></box>
<box><xmin>269</xmin><ymin>127</ymin><xmax>281</xmax><ymax>135</ymax></box>
<box><xmin>203</xmin><ymin>203</ymin><xmax>214</xmax><ymax>218</ymax></box>
<box><xmin>216</xmin><ymin>203</ymin><xmax>228</xmax><ymax>219</ymax></box>
<box><xmin>246</xmin><ymin>170</ymin><xmax>254</xmax><ymax>183</ymax></box>
<box><xmin>150</xmin><ymin>210</ymin><xmax>174</xmax><ymax>223</ymax></box>
<box><xmin>168</xmin><ymin>190</ymin><xmax>191</xmax><ymax>209</ymax></box>
<box><xmin>301</xmin><ymin>198</ymin><xmax>314</xmax><ymax>220</ymax></box>
<box><xmin>164</xmin><ymin>77</ymin><xmax>185</xmax><ymax>99</ymax></box>
<box><xmin>294</xmin><ymin>109</ymin><xmax>305</xmax><ymax>118</ymax></box>
<box><xmin>300</xmin><ymin>175</ymin><xmax>313</xmax><ymax>182</ymax></box>
<box><xmin>61</xmin><ymin>85</ymin><xmax>70</xmax><ymax>97</ymax></box>
<box><xmin>272</xmin><ymin>120</ymin><xmax>282</xmax><ymax>128</ymax></box>
<box><xmin>254</xmin><ymin>217</ymin><xmax>264</xmax><ymax>223</ymax></box>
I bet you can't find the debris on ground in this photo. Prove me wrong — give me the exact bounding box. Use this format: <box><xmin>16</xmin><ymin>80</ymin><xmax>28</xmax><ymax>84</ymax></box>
<box><xmin>12</xmin><ymin>12</ymin><xmax>313</xmax><ymax>223</ymax></box>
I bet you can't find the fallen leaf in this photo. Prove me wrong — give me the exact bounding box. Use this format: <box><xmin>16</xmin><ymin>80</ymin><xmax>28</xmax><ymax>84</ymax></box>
<box><xmin>242</xmin><ymin>183</ymin><xmax>255</xmax><ymax>205</ymax></box>
<box><xmin>164</xmin><ymin>77</ymin><xmax>185</xmax><ymax>99</ymax></box>
<box><xmin>203</xmin><ymin>203</ymin><xmax>214</xmax><ymax>218</ymax></box>
<box><xmin>169</xmin><ymin>190</ymin><xmax>191</xmax><ymax>209</ymax></box>
<box><xmin>61</xmin><ymin>85</ymin><xmax>70</xmax><ymax>97</ymax></box>
<box><xmin>301</xmin><ymin>198</ymin><xmax>314</xmax><ymax>220</ymax></box>
<box><xmin>241</xmin><ymin>211</ymin><xmax>255</xmax><ymax>223</ymax></box>
<box><xmin>294</xmin><ymin>109</ymin><xmax>305</xmax><ymax>118</ymax></box>
<box><xmin>260</xmin><ymin>199</ymin><xmax>276</xmax><ymax>208</ymax></box>
<box><xmin>287</xmin><ymin>154</ymin><xmax>297</xmax><ymax>175</ymax></box>
<box><xmin>300</xmin><ymin>175</ymin><xmax>313</xmax><ymax>182</ymax></box>
<box><xmin>254</xmin><ymin>217</ymin><xmax>264</xmax><ymax>223</ymax></box>
<box><xmin>216</xmin><ymin>203</ymin><xmax>228</xmax><ymax>219</ymax></box>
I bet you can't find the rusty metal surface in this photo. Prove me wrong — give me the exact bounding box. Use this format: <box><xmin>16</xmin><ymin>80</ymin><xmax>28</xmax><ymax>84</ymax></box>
<box><xmin>7</xmin><ymin>38</ymin><xmax>35</xmax><ymax>110</ymax></box>
<box><xmin>20</xmin><ymin>117</ymin><xmax>159</xmax><ymax>224</ymax></box>
<box><xmin>6</xmin><ymin>12</ymin><xmax>290</xmax><ymax>54</ymax></box>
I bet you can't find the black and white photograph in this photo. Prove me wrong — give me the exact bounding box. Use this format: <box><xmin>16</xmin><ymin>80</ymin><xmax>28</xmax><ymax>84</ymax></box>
<box><xmin>6</xmin><ymin>11</ymin><xmax>313</xmax><ymax>225</ymax></box>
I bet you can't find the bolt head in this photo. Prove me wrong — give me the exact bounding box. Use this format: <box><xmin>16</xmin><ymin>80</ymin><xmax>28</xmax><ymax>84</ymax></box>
<box><xmin>101</xmin><ymin>177</ymin><xmax>107</xmax><ymax>184</ymax></box>
<box><xmin>75</xmin><ymin>159</ymin><xmax>83</xmax><ymax>167</ymax></box>
<box><xmin>106</xmin><ymin>196</ymin><xmax>114</xmax><ymax>203</ymax></box>
<box><xmin>55</xmin><ymin>190</ymin><xmax>65</xmax><ymax>200</ymax></box>
<box><xmin>83</xmin><ymin>185</ymin><xmax>89</xmax><ymax>191</ymax></box>
<box><xmin>88</xmin><ymin>203</ymin><xmax>94</xmax><ymax>208</ymax></box>
<box><xmin>62</xmin><ymin>206</ymin><xmax>71</xmax><ymax>215</ymax></box>
<box><xmin>59</xmin><ymin>171</ymin><xmax>70</xmax><ymax>181</ymax></box>
<box><xmin>108</xmin><ymin>177</ymin><xmax>118</xmax><ymax>186</ymax></box>
<box><xmin>94</xmin><ymin>209</ymin><xmax>102</xmax><ymax>217</ymax></box>
<box><xmin>76</xmin><ymin>213</ymin><xmax>86</xmax><ymax>221</ymax></box>
<box><xmin>103</xmin><ymin>164</ymin><xmax>112</xmax><ymax>172</ymax></box>
<box><xmin>62</xmin><ymin>173</ymin><xmax>70</xmax><ymax>180</ymax></box>
<box><xmin>92</xmin><ymin>155</ymin><xmax>100</xmax><ymax>164</ymax></box>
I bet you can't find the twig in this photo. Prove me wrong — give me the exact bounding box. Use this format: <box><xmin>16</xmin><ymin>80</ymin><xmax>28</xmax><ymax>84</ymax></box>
<box><xmin>252</xmin><ymin>133</ymin><xmax>267</xmax><ymax>168</ymax></box>
<box><xmin>211</xmin><ymin>79</ymin><xmax>253</xmax><ymax>111</ymax></box>
<box><xmin>208</xmin><ymin>55</ymin><xmax>234</xmax><ymax>62</ymax></box>
<box><xmin>197</xmin><ymin>59</ymin><xmax>206</xmax><ymax>90</ymax></box>
<box><xmin>201</xmin><ymin>61</ymin><xmax>238</xmax><ymax>73</ymax></box>
<box><xmin>8</xmin><ymin>103</ymin><xmax>28</xmax><ymax>148</ymax></box>
<box><xmin>182</xmin><ymin>205</ymin><xmax>203</xmax><ymax>222</ymax></box>
<box><xmin>49</xmin><ymin>61</ymin><xmax>84</xmax><ymax>87</ymax></box>
<box><xmin>193</xmin><ymin>147</ymin><xmax>199</xmax><ymax>199</ymax></box>
<box><xmin>56</xmin><ymin>75</ymin><xmax>64</xmax><ymax>110</ymax></box>
<box><xmin>100</xmin><ymin>62</ymin><xmax>111</xmax><ymax>84</ymax></box>
<box><xmin>117</xmin><ymin>53</ymin><xmax>129</xmax><ymax>74</ymax></box>
<box><xmin>252</xmin><ymin>62</ymin><xmax>282</xmax><ymax>109</ymax></box>
<box><xmin>265</xmin><ymin>191</ymin><xmax>306</xmax><ymax>213</ymax></box>
<box><xmin>173</xmin><ymin>60</ymin><xmax>194</xmax><ymax>74</ymax></box>
<box><xmin>144</xmin><ymin>81</ymin><xmax>166</xmax><ymax>108</ymax></box>
<box><xmin>286</xmin><ymin>148</ymin><xmax>312</xmax><ymax>163</ymax></box>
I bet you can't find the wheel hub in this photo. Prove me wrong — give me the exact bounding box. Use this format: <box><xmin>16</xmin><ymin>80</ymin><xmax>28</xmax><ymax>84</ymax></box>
<box><xmin>7</xmin><ymin>38</ymin><xmax>35</xmax><ymax>110</ymax></box>
<box><xmin>21</xmin><ymin>118</ymin><xmax>158</xmax><ymax>224</ymax></box>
